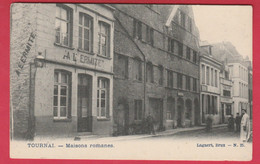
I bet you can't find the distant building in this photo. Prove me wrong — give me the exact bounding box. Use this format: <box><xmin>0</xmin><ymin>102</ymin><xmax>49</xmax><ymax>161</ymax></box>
<box><xmin>199</xmin><ymin>43</ymin><xmax>222</xmax><ymax>124</ymax></box>
<box><xmin>219</xmin><ymin>64</ymin><xmax>233</xmax><ymax>123</ymax></box>
<box><xmin>228</xmin><ymin>61</ymin><xmax>249</xmax><ymax>115</ymax></box>
<box><xmin>113</xmin><ymin>5</ymin><xmax>201</xmax><ymax>134</ymax></box>
<box><xmin>212</xmin><ymin>42</ymin><xmax>251</xmax><ymax>118</ymax></box>
<box><xmin>11</xmin><ymin>4</ymin><xmax>115</xmax><ymax>139</ymax></box>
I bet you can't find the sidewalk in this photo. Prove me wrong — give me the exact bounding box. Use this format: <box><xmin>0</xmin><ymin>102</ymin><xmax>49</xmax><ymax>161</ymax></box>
<box><xmin>76</xmin><ymin>124</ymin><xmax>228</xmax><ymax>142</ymax></box>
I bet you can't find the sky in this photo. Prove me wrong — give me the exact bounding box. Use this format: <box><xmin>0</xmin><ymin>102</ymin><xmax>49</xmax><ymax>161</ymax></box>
<box><xmin>192</xmin><ymin>5</ymin><xmax>252</xmax><ymax>61</ymax></box>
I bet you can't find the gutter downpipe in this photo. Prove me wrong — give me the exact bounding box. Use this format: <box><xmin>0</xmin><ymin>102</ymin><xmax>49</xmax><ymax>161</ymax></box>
<box><xmin>114</xmin><ymin>15</ymin><xmax>147</xmax><ymax>119</ymax></box>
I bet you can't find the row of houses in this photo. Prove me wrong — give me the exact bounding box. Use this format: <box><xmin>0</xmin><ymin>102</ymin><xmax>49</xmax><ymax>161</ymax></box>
<box><xmin>10</xmin><ymin>4</ymin><xmax>252</xmax><ymax>139</ymax></box>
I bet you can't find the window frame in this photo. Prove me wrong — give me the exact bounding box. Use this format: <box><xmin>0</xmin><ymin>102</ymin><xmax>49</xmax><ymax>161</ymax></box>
<box><xmin>116</xmin><ymin>54</ymin><xmax>128</xmax><ymax>79</ymax></box>
<box><xmin>97</xmin><ymin>77</ymin><xmax>110</xmax><ymax>119</ymax></box>
<box><xmin>78</xmin><ymin>12</ymin><xmax>93</xmax><ymax>52</ymax></box>
<box><xmin>193</xmin><ymin>77</ymin><xmax>197</xmax><ymax>92</ymax></box>
<box><xmin>186</xmin><ymin>75</ymin><xmax>190</xmax><ymax>90</ymax></box>
<box><xmin>134</xmin><ymin>58</ymin><xmax>143</xmax><ymax>82</ymax></box>
<box><xmin>186</xmin><ymin>46</ymin><xmax>191</xmax><ymax>60</ymax></box>
<box><xmin>53</xmin><ymin>70</ymin><xmax>71</xmax><ymax>120</ymax></box>
<box><xmin>177</xmin><ymin>73</ymin><xmax>183</xmax><ymax>89</ymax></box>
<box><xmin>167</xmin><ymin>70</ymin><xmax>173</xmax><ymax>88</ymax></box>
<box><xmin>98</xmin><ymin>21</ymin><xmax>110</xmax><ymax>57</ymax></box>
<box><xmin>158</xmin><ymin>66</ymin><xmax>164</xmax><ymax>86</ymax></box>
<box><xmin>55</xmin><ymin>5</ymin><xmax>73</xmax><ymax>47</ymax></box>
<box><xmin>146</xmin><ymin>62</ymin><xmax>154</xmax><ymax>83</ymax></box>
<box><xmin>178</xmin><ymin>42</ymin><xmax>183</xmax><ymax>57</ymax></box>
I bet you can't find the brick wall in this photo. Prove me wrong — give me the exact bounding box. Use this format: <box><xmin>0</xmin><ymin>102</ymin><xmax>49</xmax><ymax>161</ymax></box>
<box><xmin>113</xmin><ymin>5</ymin><xmax>200</xmax><ymax>132</ymax></box>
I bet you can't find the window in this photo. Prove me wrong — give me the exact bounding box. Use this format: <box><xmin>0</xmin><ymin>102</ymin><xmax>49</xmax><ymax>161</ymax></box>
<box><xmin>134</xmin><ymin>19</ymin><xmax>142</xmax><ymax>40</ymax></box>
<box><xmin>78</xmin><ymin>13</ymin><xmax>93</xmax><ymax>52</ymax></box>
<box><xmin>187</xmin><ymin>17</ymin><xmax>192</xmax><ymax>32</ymax></box>
<box><xmin>193</xmin><ymin>51</ymin><xmax>197</xmax><ymax>63</ymax></box>
<box><xmin>215</xmin><ymin>70</ymin><xmax>218</xmax><ymax>87</ymax></box>
<box><xmin>167</xmin><ymin>70</ymin><xmax>173</xmax><ymax>88</ymax></box>
<box><xmin>53</xmin><ymin>70</ymin><xmax>71</xmax><ymax>119</ymax></box>
<box><xmin>206</xmin><ymin>66</ymin><xmax>210</xmax><ymax>85</ymax></box>
<box><xmin>158</xmin><ymin>66</ymin><xmax>163</xmax><ymax>85</ymax></box>
<box><xmin>211</xmin><ymin>68</ymin><xmax>214</xmax><ymax>86</ymax></box>
<box><xmin>134</xmin><ymin>100</ymin><xmax>142</xmax><ymax>120</ymax></box>
<box><xmin>226</xmin><ymin>105</ymin><xmax>231</xmax><ymax>115</ymax></box>
<box><xmin>202</xmin><ymin>65</ymin><xmax>205</xmax><ymax>84</ymax></box>
<box><xmin>177</xmin><ymin>73</ymin><xmax>182</xmax><ymax>89</ymax></box>
<box><xmin>116</xmin><ymin>54</ymin><xmax>128</xmax><ymax>79</ymax></box>
<box><xmin>186</xmin><ymin>47</ymin><xmax>191</xmax><ymax>60</ymax></box>
<box><xmin>55</xmin><ymin>5</ymin><xmax>72</xmax><ymax>47</ymax></box>
<box><xmin>168</xmin><ymin>38</ymin><xmax>174</xmax><ymax>53</ymax></box>
<box><xmin>98</xmin><ymin>22</ymin><xmax>110</xmax><ymax>57</ymax></box>
<box><xmin>224</xmin><ymin>71</ymin><xmax>229</xmax><ymax>80</ymax></box>
<box><xmin>146</xmin><ymin>62</ymin><xmax>154</xmax><ymax>83</ymax></box>
<box><xmin>223</xmin><ymin>90</ymin><xmax>231</xmax><ymax>97</ymax></box>
<box><xmin>180</xmin><ymin>11</ymin><xmax>186</xmax><ymax>28</ymax></box>
<box><xmin>178</xmin><ymin>42</ymin><xmax>183</xmax><ymax>57</ymax></box>
<box><xmin>167</xmin><ymin>98</ymin><xmax>174</xmax><ymax>120</ymax></box>
<box><xmin>97</xmin><ymin>78</ymin><xmax>110</xmax><ymax>118</ymax></box>
<box><xmin>193</xmin><ymin>78</ymin><xmax>197</xmax><ymax>92</ymax></box>
<box><xmin>146</xmin><ymin>26</ymin><xmax>154</xmax><ymax>45</ymax></box>
<box><xmin>134</xmin><ymin>58</ymin><xmax>142</xmax><ymax>81</ymax></box>
<box><xmin>186</xmin><ymin>76</ymin><xmax>190</xmax><ymax>90</ymax></box>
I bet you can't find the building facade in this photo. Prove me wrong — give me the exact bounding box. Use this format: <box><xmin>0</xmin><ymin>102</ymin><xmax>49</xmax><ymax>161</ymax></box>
<box><xmin>199</xmin><ymin>44</ymin><xmax>222</xmax><ymax>124</ymax></box>
<box><xmin>219</xmin><ymin>65</ymin><xmax>233</xmax><ymax>123</ymax></box>
<box><xmin>248</xmin><ymin>68</ymin><xmax>253</xmax><ymax>119</ymax></box>
<box><xmin>228</xmin><ymin>61</ymin><xmax>249</xmax><ymax>116</ymax></box>
<box><xmin>112</xmin><ymin>5</ymin><xmax>200</xmax><ymax>134</ymax></box>
<box><xmin>11</xmin><ymin>4</ymin><xmax>115</xmax><ymax>139</ymax></box>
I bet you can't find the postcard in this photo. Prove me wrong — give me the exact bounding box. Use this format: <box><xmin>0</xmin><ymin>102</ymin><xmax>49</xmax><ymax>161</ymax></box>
<box><xmin>10</xmin><ymin>3</ymin><xmax>252</xmax><ymax>161</ymax></box>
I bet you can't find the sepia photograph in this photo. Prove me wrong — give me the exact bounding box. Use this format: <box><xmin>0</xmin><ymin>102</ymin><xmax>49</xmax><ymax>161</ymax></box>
<box><xmin>10</xmin><ymin>3</ymin><xmax>252</xmax><ymax>160</ymax></box>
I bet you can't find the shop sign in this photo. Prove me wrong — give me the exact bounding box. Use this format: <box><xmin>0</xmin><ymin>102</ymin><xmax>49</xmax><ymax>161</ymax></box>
<box><xmin>201</xmin><ymin>85</ymin><xmax>208</xmax><ymax>92</ymax></box>
<box><xmin>63</xmin><ymin>50</ymin><xmax>104</xmax><ymax>68</ymax></box>
<box><xmin>177</xmin><ymin>92</ymin><xmax>184</xmax><ymax>96</ymax></box>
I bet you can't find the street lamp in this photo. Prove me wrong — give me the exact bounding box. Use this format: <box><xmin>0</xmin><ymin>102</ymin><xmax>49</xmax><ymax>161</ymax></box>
<box><xmin>34</xmin><ymin>52</ymin><xmax>45</xmax><ymax>68</ymax></box>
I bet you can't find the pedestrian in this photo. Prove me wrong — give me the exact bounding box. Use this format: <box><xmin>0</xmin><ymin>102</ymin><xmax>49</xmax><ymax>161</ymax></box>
<box><xmin>240</xmin><ymin>109</ymin><xmax>250</xmax><ymax>142</ymax></box>
<box><xmin>235</xmin><ymin>113</ymin><xmax>241</xmax><ymax>132</ymax></box>
<box><xmin>146</xmin><ymin>113</ymin><xmax>155</xmax><ymax>135</ymax></box>
<box><xmin>228</xmin><ymin>115</ymin><xmax>234</xmax><ymax>131</ymax></box>
<box><xmin>205</xmin><ymin>115</ymin><xmax>213</xmax><ymax>132</ymax></box>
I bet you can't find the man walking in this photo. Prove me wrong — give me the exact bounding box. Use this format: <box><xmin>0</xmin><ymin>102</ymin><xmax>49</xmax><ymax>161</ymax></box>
<box><xmin>240</xmin><ymin>109</ymin><xmax>250</xmax><ymax>142</ymax></box>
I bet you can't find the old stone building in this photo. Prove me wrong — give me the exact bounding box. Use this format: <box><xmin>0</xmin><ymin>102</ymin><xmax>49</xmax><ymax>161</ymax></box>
<box><xmin>11</xmin><ymin>3</ymin><xmax>115</xmax><ymax>139</ymax></box>
<box><xmin>219</xmin><ymin>64</ymin><xmax>233</xmax><ymax>123</ymax></box>
<box><xmin>199</xmin><ymin>42</ymin><xmax>222</xmax><ymax>125</ymax></box>
<box><xmin>112</xmin><ymin>5</ymin><xmax>200</xmax><ymax>134</ymax></box>
<box><xmin>212</xmin><ymin>42</ymin><xmax>251</xmax><ymax>117</ymax></box>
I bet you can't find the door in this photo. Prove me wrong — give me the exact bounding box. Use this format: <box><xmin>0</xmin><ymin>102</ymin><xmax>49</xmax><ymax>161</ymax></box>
<box><xmin>221</xmin><ymin>103</ymin><xmax>225</xmax><ymax>123</ymax></box>
<box><xmin>77</xmin><ymin>74</ymin><xmax>92</xmax><ymax>132</ymax></box>
<box><xmin>149</xmin><ymin>98</ymin><xmax>163</xmax><ymax>130</ymax></box>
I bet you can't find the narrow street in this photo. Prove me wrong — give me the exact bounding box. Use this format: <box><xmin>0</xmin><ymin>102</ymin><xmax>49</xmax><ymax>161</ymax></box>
<box><xmin>148</xmin><ymin>126</ymin><xmax>240</xmax><ymax>141</ymax></box>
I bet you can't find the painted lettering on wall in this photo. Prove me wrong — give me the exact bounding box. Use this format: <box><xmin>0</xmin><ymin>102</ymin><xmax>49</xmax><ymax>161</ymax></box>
<box><xmin>63</xmin><ymin>50</ymin><xmax>104</xmax><ymax>68</ymax></box>
<box><xmin>16</xmin><ymin>32</ymin><xmax>36</xmax><ymax>76</ymax></box>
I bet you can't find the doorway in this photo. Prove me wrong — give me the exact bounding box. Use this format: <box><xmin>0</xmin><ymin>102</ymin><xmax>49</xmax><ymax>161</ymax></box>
<box><xmin>177</xmin><ymin>98</ymin><xmax>184</xmax><ymax>127</ymax></box>
<box><xmin>77</xmin><ymin>74</ymin><xmax>92</xmax><ymax>132</ymax></box>
<box><xmin>149</xmin><ymin>98</ymin><xmax>163</xmax><ymax>130</ymax></box>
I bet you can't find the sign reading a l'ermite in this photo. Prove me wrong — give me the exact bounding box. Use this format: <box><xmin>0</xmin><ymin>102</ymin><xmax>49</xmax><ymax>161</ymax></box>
<box><xmin>62</xmin><ymin>49</ymin><xmax>106</xmax><ymax>69</ymax></box>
